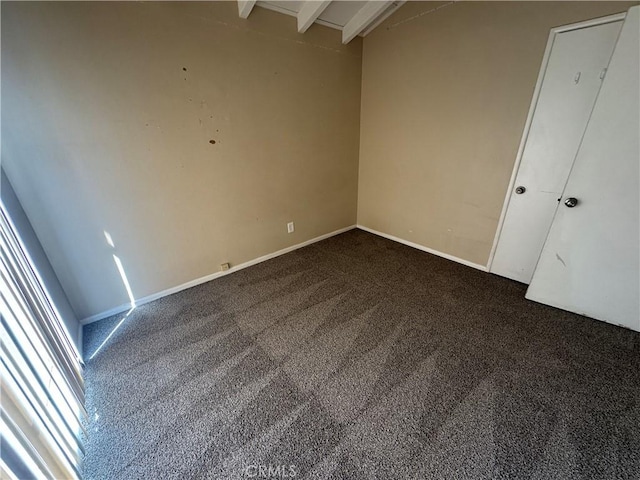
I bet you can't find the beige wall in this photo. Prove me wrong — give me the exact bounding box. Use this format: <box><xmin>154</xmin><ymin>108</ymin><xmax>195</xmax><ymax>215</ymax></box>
<box><xmin>2</xmin><ymin>2</ymin><xmax>362</xmax><ymax>320</ymax></box>
<box><xmin>4</xmin><ymin>1</ymin><xmax>636</xmax><ymax>321</ymax></box>
<box><xmin>358</xmin><ymin>1</ymin><xmax>637</xmax><ymax>267</ymax></box>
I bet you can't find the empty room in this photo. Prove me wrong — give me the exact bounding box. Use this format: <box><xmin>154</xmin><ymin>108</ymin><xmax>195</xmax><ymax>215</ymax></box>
<box><xmin>1</xmin><ymin>1</ymin><xmax>639</xmax><ymax>479</ymax></box>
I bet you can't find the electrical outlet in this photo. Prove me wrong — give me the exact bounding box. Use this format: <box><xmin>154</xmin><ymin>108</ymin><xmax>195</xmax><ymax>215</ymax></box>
<box><xmin>220</xmin><ymin>262</ymin><xmax>230</xmax><ymax>271</ymax></box>
<box><xmin>287</xmin><ymin>222</ymin><xmax>295</xmax><ymax>234</ymax></box>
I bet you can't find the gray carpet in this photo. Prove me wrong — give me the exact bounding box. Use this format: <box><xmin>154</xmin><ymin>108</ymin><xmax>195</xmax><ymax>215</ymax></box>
<box><xmin>82</xmin><ymin>229</ymin><xmax>640</xmax><ymax>479</ymax></box>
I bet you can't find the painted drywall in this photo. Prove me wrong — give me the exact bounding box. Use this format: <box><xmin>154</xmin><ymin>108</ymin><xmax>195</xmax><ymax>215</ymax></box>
<box><xmin>1</xmin><ymin>2</ymin><xmax>362</xmax><ymax>320</ymax></box>
<box><xmin>357</xmin><ymin>1</ymin><xmax>638</xmax><ymax>267</ymax></box>
<box><xmin>1</xmin><ymin>170</ymin><xmax>81</xmax><ymax>349</ymax></box>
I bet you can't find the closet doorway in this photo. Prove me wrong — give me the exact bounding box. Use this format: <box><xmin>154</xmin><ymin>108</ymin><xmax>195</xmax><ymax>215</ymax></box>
<box><xmin>490</xmin><ymin>14</ymin><xmax>624</xmax><ymax>283</ymax></box>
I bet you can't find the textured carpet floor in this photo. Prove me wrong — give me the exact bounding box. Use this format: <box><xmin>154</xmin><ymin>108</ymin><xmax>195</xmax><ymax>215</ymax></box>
<box><xmin>82</xmin><ymin>229</ymin><xmax>640</xmax><ymax>479</ymax></box>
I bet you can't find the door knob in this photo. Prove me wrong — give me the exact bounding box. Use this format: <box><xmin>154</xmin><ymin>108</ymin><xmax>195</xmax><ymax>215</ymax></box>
<box><xmin>515</xmin><ymin>186</ymin><xmax>526</xmax><ymax>194</ymax></box>
<box><xmin>564</xmin><ymin>197</ymin><xmax>578</xmax><ymax>208</ymax></box>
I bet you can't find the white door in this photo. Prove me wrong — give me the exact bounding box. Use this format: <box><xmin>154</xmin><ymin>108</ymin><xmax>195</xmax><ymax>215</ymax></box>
<box><xmin>491</xmin><ymin>19</ymin><xmax>623</xmax><ymax>283</ymax></box>
<box><xmin>526</xmin><ymin>7</ymin><xmax>639</xmax><ymax>331</ymax></box>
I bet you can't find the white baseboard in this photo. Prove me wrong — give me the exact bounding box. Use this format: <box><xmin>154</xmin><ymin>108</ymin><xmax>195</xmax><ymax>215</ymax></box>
<box><xmin>81</xmin><ymin>223</ymin><xmax>488</xmax><ymax>325</ymax></box>
<box><xmin>80</xmin><ymin>225</ymin><xmax>357</xmax><ymax>324</ymax></box>
<box><xmin>356</xmin><ymin>225</ymin><xmax>488</xmax><ymax>272</ymax></box>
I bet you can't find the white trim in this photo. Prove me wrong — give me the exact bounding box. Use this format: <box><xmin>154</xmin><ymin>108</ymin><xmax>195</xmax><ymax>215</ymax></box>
<box><xmin>80</xmin><ymin>225</ymin><xmax>356</xmax><ymax>324</ymax></box>
<box><xmin>551</xmin><ymin>12</ymin><xmax>626</xmax><ymax>34</ymax></box>
<box><xmin>356</xmin><ymin>225</ymin><xmax>488</xmax><ymax>272</ymax></box>
<box><xmin>486</xmin><ymin>12</ymin><xmax>627</xmax><ymax>272</ymax></box>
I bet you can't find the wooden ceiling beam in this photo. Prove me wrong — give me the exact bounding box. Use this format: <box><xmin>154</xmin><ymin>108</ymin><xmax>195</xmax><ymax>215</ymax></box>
<box><xmin>342</xmin><ymin>0</ymin><xmax>393</xmax><ymax>44</ymax></box>
<box><xmin>297</xmin><ymin>1</ymin><xmax>332</xmax><ymax>33</ymax></box>
<box><xmin>238</xmin><ymin>0</ymin><xmax>257</xmax><ymax>19</ymax></box>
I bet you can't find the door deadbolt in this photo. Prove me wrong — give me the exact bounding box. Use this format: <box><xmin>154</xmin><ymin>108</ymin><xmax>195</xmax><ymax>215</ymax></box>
<box><xmin>564</xmin><ymin>197</ymin><xmax>578</xmax><ymax>208</ymax></box>
<box><xmin>515</xmin><ymin>186</ymin><xmax>526</xmax><ymax>195</ymax></box>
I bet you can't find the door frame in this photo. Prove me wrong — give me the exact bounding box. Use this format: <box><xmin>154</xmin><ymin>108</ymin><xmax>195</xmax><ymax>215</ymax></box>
<box><xmin>487</xmin><ymin>12</ymin><xmax>627</xmax><ymax>272</ymax></box>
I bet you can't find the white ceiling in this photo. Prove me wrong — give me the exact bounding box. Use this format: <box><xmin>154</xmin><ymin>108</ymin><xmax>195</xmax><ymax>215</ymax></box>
<box><xmin>238</xmin><ymin>0</ymin><xmax>405</xmax><ymax>44</ymax></box>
